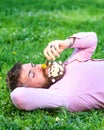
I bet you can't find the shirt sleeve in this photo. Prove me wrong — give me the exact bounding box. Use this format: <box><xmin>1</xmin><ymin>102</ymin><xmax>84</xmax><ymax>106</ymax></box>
<box><xmin>66</xmin><ymin>32</ymin><xmax>98</xmax><ymax>62</ymax></box>
<box><xmin>10</xmin><ymin>87</ymin><xmax>69</xmax><ymax>111</ymax></box>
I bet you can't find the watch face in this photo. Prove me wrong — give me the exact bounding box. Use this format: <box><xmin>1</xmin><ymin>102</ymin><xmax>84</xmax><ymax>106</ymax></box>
<box><xmin>47</xmin><ymin>61</ymin><xmax>65</xmax><ymax>83</ymax></box>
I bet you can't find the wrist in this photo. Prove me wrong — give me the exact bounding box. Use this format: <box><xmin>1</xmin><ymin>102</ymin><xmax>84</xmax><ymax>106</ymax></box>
<box><xmin>64</xmin><ymin>38</ymin><xmax>74</xmax><ymax>48</ymax></box>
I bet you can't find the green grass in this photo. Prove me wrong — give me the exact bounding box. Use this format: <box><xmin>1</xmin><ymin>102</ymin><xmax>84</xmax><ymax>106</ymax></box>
<box><xmin>0</xmin><ymin>0</ymin><xmax>104</xmax><ymax>129</ymax></box>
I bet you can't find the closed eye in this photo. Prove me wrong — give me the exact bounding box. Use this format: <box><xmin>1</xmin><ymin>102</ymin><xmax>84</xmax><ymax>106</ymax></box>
<box><xmin>31</xmin><ymin>62</ymin><xmax>36</xmax><ymax>67</ymax></box>
<box><xmin>28</xmin><ymin>63</ymin><xmax>36</xmax><ymax>78</ymax></box>
<box><xmin>28</xmin><ymin>71</ymin><xmax>35</xmax><ymax>78</ymax></box>
<box><xmin>32</xmin><ymin>72</ymin><xmax>35</xmax><ymax>78</ymax></box>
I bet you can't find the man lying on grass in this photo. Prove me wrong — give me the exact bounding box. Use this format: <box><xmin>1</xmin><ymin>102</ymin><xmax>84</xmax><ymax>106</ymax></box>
<box><xmin>6</xmin><ymin>32</ymin><xmax>104</xmax><ymax>112</ymax></box>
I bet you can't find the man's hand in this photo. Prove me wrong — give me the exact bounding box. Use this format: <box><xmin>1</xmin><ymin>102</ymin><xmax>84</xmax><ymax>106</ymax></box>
<box><xmin>43</xmin><ymin>38</ymin><xmax>74</xmax><ymax>60</ymax></box>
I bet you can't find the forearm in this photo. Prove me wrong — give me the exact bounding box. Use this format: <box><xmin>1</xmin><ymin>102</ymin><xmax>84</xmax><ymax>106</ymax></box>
<box><xmin>43</xmin><ymin>32</ymin><xmax>97</xmax><ymax>61</ymax></box>
<box><xmin>60</xmin><ymin>32</ymin><xmax>97</xmax><ymax>50</ymax></box>
<box><xmin>10</xmin><ymin>87</ymin><xmax>67</xmax><ymax>111</ymax></box>
<box><xmin>63</xmin><ymin>37</ymin><xmax>75</xmax><ymax>48</ymax></box>
<box><xmin>66</xmin><ymin>32</ymin><xmax>97</xmax><ymax>49</ymax></box>
<box><xmin>65</xmin><ymin>32</ymin><xmax>98</xmax><ymax>61</ymax></box>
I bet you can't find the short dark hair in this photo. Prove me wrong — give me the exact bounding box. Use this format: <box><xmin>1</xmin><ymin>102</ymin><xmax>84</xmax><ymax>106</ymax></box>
<box><xmin>6</xmin><ymin>63</ymin><xmax>23</xmax><ymax>91</ymax></box>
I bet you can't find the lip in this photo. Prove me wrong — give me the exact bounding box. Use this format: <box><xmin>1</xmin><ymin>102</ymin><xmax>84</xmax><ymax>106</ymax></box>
<box><xmin>45</xmin><ymin>68</ymin><xmax>48</xmax><ymax>75</ymax></box>
<box><xmin>38</xmin><ymin>65</ymin><xmax>43</xmax><ymax>72</ymax></box>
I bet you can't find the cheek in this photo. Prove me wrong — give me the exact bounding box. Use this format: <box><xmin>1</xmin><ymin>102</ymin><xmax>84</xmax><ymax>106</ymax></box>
<box><xmin>39</xmin><ymin>73</ymin><xmax>46</xmax><ymax>80</ymax></box>
<box><xmin>27</xmin><ymin>79</ymin><xmax>36</xmax><ymax>87</ymax></box>
<box><xmin>35</xmin><ymin>74</ymin><xmax>46</xmax><ymax>84</ymax></box>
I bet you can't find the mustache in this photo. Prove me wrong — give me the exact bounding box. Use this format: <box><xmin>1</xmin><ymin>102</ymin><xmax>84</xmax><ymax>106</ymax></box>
<box><xmin>42</xmin><ymin>67</ymin><xmax>52</xmax><ymax>87</ymax></box>
<box><xmin>42</xmin><ymin>68</ymin><xmax>48</xmax><ymax>78</ymax></box>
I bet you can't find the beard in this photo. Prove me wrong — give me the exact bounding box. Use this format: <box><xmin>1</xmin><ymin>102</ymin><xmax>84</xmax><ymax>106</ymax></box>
<box><xmin>41</xmin><ymin>67</ymin><xmax>52</xmax><ymax>88</ymax></box>
<box><xmin>42</xmin><ymin>61</ymin><xmax>65</xmax><ymax>86</ymax></box>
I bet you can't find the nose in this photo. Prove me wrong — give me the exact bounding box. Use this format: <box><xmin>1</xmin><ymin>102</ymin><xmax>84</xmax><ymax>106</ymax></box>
<box><xmin>31</xmin><ymin>67</ymin><xmax>36</xmax><ymax>71</ymax></box>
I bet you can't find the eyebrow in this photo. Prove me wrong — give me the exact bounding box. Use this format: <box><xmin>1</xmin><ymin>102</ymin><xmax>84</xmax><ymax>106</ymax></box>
<box><xmin>28</xmin><ymin>70</ymin><xmax>31</xmax><ymax>77</ymax></box>
<box><xmin>28</xmin><ymin>63</ymin><xmax>36</xmax><ymax>78</ymax></box>
<box><xmin>31</xmin><ymin>62</ymin><xmax>33</xmax><ymax>67</ymax></box>
<box><xmin>28</xmin><ymin>63</ymin><xmax>33</xmax><ymax>77</ymax></box>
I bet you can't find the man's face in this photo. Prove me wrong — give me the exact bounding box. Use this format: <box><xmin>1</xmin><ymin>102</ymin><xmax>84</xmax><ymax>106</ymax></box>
<box><xmin>20</xmin><ymin>63</ymin><xmax>49</xmax><ymax>88</ymax></box>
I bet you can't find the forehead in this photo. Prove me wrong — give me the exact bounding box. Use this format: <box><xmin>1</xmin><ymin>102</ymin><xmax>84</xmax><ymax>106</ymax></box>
<box><xmin>22</xmin><ymin>63</ymin><xmax>31</xmax><ymax>71</ymax></box>
<box><xmin>21</xmin><ymin>63</ymin><xmax>32</xmax><ymax>78</ymax></box>
<box><xmin>20</xmin><ymin>63</ymin><xmax>32</xmax><ymax>83</ymax></box>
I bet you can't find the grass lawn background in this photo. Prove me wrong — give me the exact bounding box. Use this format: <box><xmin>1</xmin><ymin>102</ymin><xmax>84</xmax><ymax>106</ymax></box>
<box><xmin>0</xmin><ymin>0</ymin><xmax>104</xmax><ymax>129</ymax></box>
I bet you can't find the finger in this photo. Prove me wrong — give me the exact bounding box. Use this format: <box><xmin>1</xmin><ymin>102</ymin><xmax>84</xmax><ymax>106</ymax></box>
<box><xmin>47</xmin><ymin>47</ymin><xmax>55</xmax><ymax>60</ymax></box>
<box><xmin>44</xmin><ymin>47</ymin><xmax>55</xmax><ymax>60</ymax></box>
<box><xmin>43</xmin><ymin>48</ymin><xmax>52</xmax><ymax>60</ymax></box>
<box><xmin>51</xmin><ymin>46</ymin><xmax>60</xmax><ymax>58</ymax></box>
<box><xmin>54</xmin><ymin>42</ymin><xmax>60</xmax><ymax>53</ymax></box>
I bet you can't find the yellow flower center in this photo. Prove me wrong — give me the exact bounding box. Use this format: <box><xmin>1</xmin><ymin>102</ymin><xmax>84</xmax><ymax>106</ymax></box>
<box><xmin>41</xmin><ymin>64</ymin><xmax>47</xmax><ymax>69</ymax></box>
